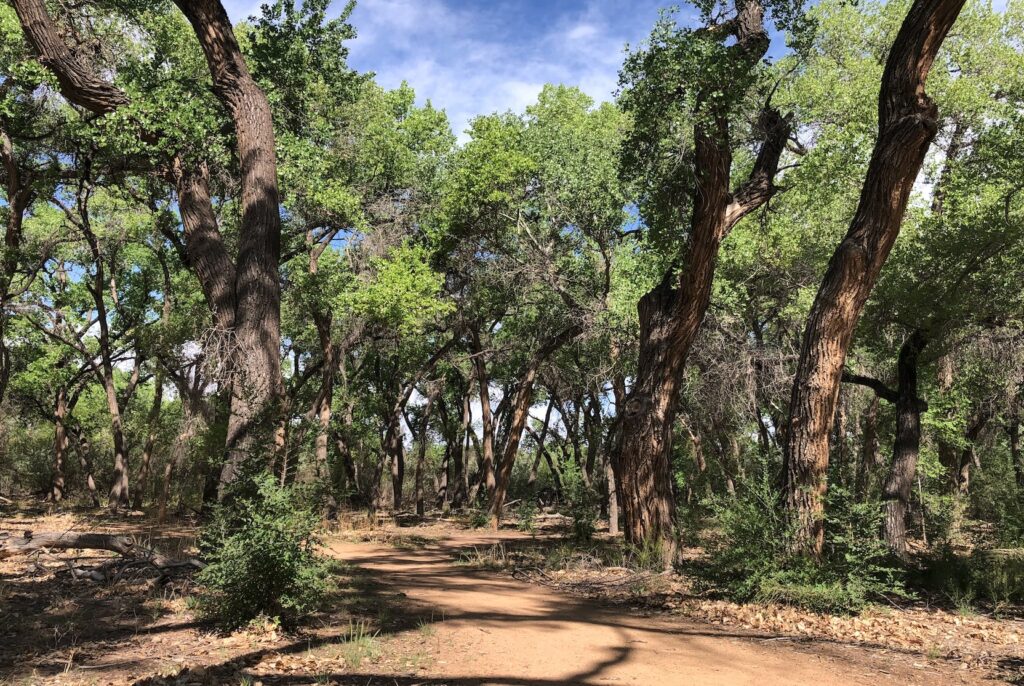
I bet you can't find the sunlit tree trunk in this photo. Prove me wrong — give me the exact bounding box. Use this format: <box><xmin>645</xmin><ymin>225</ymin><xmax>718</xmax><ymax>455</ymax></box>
<box><xmin>782</xmin><ymin>0</ymin><xmax>966</xmax><ymax>556</ymax></box>
<box><xmin>172</xmin><ymin>0</ymin><xmax>284</xmax><ymax>495</ymax></box>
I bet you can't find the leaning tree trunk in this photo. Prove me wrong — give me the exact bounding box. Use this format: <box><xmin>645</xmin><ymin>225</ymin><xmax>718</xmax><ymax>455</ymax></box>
<box><xmin>614</xmin><ymin>0</ymin><xmax>789</xmax><ymax>565</ymax></box>
<box><xmin>172</xmin><ymin>0</ymin><xmax>283</xmax><ymax>497</ymax></box>
<box><xmin>489</xmin><ymin>328</ymin><xmax>579</xmax><ymax>527</ymax></box>
<box><xmin>470</xmin><ymin>330</ymin><xmax>497</xmax><ymax>499</ymax></box>
<box><xmin>415</xmin><ymin>386</ymin><xmax>441</xmax><ymax>517</ymax></box>
<box><xmin>782</xmin><ymin>0</ymin><xmax>965</xmax><ymax>557</ymax></box>
<box><xmin>616</xmin><ymin>104</ymin><xmax>789</xmax><ymax>563</ymax></box>
<box><xmin>882</xmin><ymin>330</ymin><xmax>928</xmax><ymax>558</ymax></box>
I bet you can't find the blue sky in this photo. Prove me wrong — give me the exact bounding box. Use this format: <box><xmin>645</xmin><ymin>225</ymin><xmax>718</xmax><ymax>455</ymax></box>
<box><xmin>224</xmin><ymin>0</ymin><xmax>685</xmax><ymax>140</ymax></box>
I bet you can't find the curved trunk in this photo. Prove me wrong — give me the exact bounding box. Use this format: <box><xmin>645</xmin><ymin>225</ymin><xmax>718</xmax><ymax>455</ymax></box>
<box><xmin>173</xmin><ymin>0</ymin><xmax>283</xmax><ymax>494</ymax></box>
<box><xmin>782</xmin><ymin>0</ymin><xmax>965</xmax><ymax>556</ymax></box>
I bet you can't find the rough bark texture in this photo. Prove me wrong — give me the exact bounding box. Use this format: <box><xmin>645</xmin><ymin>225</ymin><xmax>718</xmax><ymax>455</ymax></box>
<box><xmin>172</xmin><ymin>0</ymin><xmax>283</xmax><ymax>496</ymax></box>
<box><xmin>51</xmin><ymin>386</ymin><xmax>68</xmax><ymax>503</ymax></box>
<box><xmin>11</xmin><ymin>0</ymin><xmax>269</xmax><ymax>498</ymax></box>
<box><xmin>615</xmin><ymin>0</ymin><xmax>788</xmax><ymax>564</ymax></box>
<box><xmin>881</xmin><ymin>331</ymin><xmax>928</xmax><ymax>557</ymax></box>
<box><xmin>782</xmin><ymin>0</ymin><xmax>965</xmax><ymax>556</ymax></box>
<box><xmin>0</xmin><ymin>128</ymin><xmax>34</xmax><ymax>408</ymax></box>
<box><xmin>169</xmin><ymin>160</ymin><xmax>237</xmax><ymax>332</ymax></box>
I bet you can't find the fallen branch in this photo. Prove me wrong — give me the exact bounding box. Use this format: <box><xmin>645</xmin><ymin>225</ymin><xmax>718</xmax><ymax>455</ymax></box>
<box><xmin>0</xmin><ymin>529</ymin><xmax>203</xmax><ymax>571</ymax></box>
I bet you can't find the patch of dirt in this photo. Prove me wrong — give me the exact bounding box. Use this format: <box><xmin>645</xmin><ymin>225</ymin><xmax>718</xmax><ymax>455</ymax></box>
<box><xmin>326</xmin><ymin>528</ymin><xmax>1002</xmax><ymax>685</ymax></box>
<box><xmin>3</xmin><ymin>511</ymin><xmax>1020</xmax><ymax>685</ymax></box>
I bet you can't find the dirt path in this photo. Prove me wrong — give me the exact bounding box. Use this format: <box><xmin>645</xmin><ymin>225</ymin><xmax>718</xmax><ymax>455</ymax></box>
<box><xmin>329</xmin><ymin>531</ymin><xmax>978</xmax><ymax>686</ymax></box>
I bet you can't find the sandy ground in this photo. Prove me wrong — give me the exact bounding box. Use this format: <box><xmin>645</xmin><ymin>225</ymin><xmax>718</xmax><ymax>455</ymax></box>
<box><xmin>327</xmin><ymin>529</ymin><xmax>987</xmax><ymax>686</ymax></box>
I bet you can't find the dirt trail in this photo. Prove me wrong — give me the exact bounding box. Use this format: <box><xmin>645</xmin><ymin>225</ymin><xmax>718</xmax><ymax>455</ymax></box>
<box><xmin>329</xmin><ymin>531</ymin><xmax>976</xmax><ymax>686</ymax></box>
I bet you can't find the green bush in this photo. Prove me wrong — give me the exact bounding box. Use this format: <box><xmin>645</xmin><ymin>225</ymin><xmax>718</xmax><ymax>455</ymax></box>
<box><xmin>195</xmin><ymin>473</ymin><xmax>330</xmax><ymax>630</ymax></box>
<box><xmin>516</xmin><ymin>500</ymin><xmax>539</xmax><ymax>534</ymax></box>
<box><xmin>468</xmin><ymin>509</ymin><xmax>490</xmax><ymax>528</ymax></box>
<box><xmin>702</xmin><ymin>463</ymin><xmax>904</xmax><ymax>614</ymax></box>
<box><xmin>561</xmin><ymin>461</ymin><xmax>597</xmax><ymax>542</ymax></box>
<box><xmin>915</xmin><ymin>547</ymin><xmax>1024</xmax><ymax>610</ymax></box>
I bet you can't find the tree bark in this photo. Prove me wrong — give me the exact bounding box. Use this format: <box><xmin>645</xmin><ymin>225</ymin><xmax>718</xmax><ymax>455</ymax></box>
<box><xmin>415</xmin><ymin>385</ymin><xmax>441</xmax><ymax>517</ymax></box>
<box><xmin>1010</xmin><ymin>417</ymin><xmax>1023</xmax><ymax>490</ymax></box>
<box><xmin>50</xmin><ymin>386</ymin><xmax>69</xmax><ymax>503</ymax></box>
<box><xmin>881</xmin><ymin>330</ymin><xmax>928</xmax><ymax>557</ymax></box>
<box><xmin>172</xmin><ymin>0</ymin><xmax>284</xmax><ymax>495</ymax></box>
<box><xmin>12</xmin><ymin>0</ymin><xmax>282</xmax><ymax>498</ymax></box>
<box><xmin>490</xmin><ymin>327</ymin><xmax>580</xmax><ymax>526</ymax></box>
<box><xmin>955</xmin><ymin>411</ymin><xmax>989</xmax><ymax>494</ymax></box>
<box><xmin>470</xmin><ymin>329</ymin><xmax>497</xmax><ymax>498</ymax></box>
<box><xmin>616</xmin><ymin>74</ymin><xmax>789</xmax><ymax>566</ymax></box>
<box><xmin>69</xmin><ymin>422</ymin><xmax>99</xmax><ymax>508</ymax></box>
<box><xmin>782</xmin><ymin>0</ymin><xmax>965</xmax><ymax>557</ymax></box>
<box><xmin>132</xmin><ymin>373</ymin><xmax>164</xmax><ymax>510</ymax></box>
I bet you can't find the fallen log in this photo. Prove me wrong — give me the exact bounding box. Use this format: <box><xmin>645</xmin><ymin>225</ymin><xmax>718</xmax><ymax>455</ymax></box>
<box><xmin>0</xmin><ymin>529</ymin><xmax>203</xmax><ymax>570</ymax></box>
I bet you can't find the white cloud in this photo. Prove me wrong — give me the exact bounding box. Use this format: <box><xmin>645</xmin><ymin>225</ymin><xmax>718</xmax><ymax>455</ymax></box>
<box><xmin>339</xmin><ymin>0</ymin><xmax>669</xmax><ymax>142</ymax></box>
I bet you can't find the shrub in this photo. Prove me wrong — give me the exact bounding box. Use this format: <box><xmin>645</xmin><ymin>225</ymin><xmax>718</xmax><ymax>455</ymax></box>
<box><xmin>195</xmin><ymin>473</ymin><xmax>330</xmax><ymax>630</ymax></box>
<box><xmin>561</xmin><ymin>461</ymin><xmax>597</xmax><ymax>542</ymax></box>
<box><xmin>702</xmin><ymin>462</ymin><xmax>904</xmax><ymax>614</ymax></box>
<box><xmin>517</xmin><ymin>500</ymin><xmax>539</xmax><ymax>534</ymax></box>
<box><xmin>468</xmin><ymin>509</ymin><xmax>490</xmax><ymax>529</ymax></box>
<box><xmin>915</xmin><ymin>547</ymin><xmax>1024</xmax><ymax>610</ymax></box>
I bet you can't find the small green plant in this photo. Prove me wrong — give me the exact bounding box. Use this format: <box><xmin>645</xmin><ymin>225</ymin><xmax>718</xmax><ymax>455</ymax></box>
<box><xmin>339</xmin><ymin>620</ymin><xmax>380</xmax><ymax>669</ymax></box>
<box><xmin>468</xmin><ymin>510</ymin><xmax>490</xmax><ymax>529</ymax></box>
<box><xmin>517</xmin><ymin>500</ymin><xmax>539</xmax><ymax>534</ymax></box>
<box><xmin>561</xmin><ymin>461</ymin><xmax>597</xmax><ymax>542</ymax></box>
<box><xmin>194</xmin><ymin>473</ymin><xmax>331</xmax><ymax>630</ymax></box>
<box><xmin>702</xmin><ymin>462</ymin><xmax>904</xmax><ymax>614</ymax></box>
<box><xmin>623</xmin><ymin>537</ymin><xmax>666</xmax><ymax>572</ymax></box>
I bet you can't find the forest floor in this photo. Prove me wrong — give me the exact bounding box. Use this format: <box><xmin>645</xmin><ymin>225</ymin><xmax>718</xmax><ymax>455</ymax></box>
<box><xmin>0</xmin><ymin>509</ymin><xmax>1021</xmax><ymax>685</ymax></box>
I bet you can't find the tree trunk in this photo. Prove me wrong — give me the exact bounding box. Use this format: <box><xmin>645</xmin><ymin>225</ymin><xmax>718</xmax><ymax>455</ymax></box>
<box><xmin>452</xmin><ymin>388</ymin><xmax>471</xmax><ymax>508</ymax></box>
<box><xmin>51</xmin><ymin>386</ymin><xmax>68</xmax><ymax>503</ymax></box>
<box><xmin>955</xmin><ymin>411</ymin><xmax>989</xmax><ymax>494</ymax></box>
<box><xmin>172</xmin><ymin>0</ymin><xmax>284</xmax><ymax>495</ymax></box>
<box><xmin>1010</xmin><ymin>417</ymin><xmax>1023</xmax><ymax>490</ymax></box>
<box><xmin>132</xmin><ymin>373</ymin><xmax>164</xmax><ymax>510</ymax></box>
<box><xmin>616</xmin><ymin>0</ymin><xmax>788</xmax><ymax>563</ymax></box>
<box><xmin>855</xmin><ymin>395</ymin><xmax>880</xmax><ymax>500</ymax></box>
<box><xmin>782</xmin><ymin>0</ymin><xmax>965</xmax><ymax>557</ymax></box>
<box><xmin>470</xmin><ymin>330</ymin><xmax>496</xmax><ymax>498</ymax></box>
<box><xmin>415</xmin><ymin>386</ymin><xmax>441</xmax><ymax>517</ymax></box>
<box><xmin>158</xmin><ymin>417</ymin><xmax>196</xmax><ymax>525</ymax></box>
<box><xmin>69</xmin><ymin>422</ymin><xmax>99</xmax><ymax>508</ymax></box>
<box><xmin>489</xmin><ymin>328</ymin><xmax>579</xmax><ymax>526</ymax></box>
<box><xmin>882</xmin><ymin>331</ymin><xmax>928</xmax><ymax>557</ymax></box>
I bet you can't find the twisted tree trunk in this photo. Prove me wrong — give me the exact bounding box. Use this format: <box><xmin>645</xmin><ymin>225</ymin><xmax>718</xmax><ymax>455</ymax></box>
<box><xmin>782</xmin><ymin>0</ymin><xmax>965</xmax><ymax>556</ymax></box>
<box><xmin>615</xmin><ymin>5</ymin><xmax>790</xmax><ymax>561</ymax></box>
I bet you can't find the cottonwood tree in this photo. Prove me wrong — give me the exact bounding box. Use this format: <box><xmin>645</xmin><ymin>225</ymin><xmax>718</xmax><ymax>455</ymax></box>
<box><xmin>782</xmin><ymin>0</ymin><xmax>970</xmax><ymax>556</ymax></box>
<box><xmin>615</xmin><ymin>0</ymin><xmax>797</xmax><ymax>561</ymax></box>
